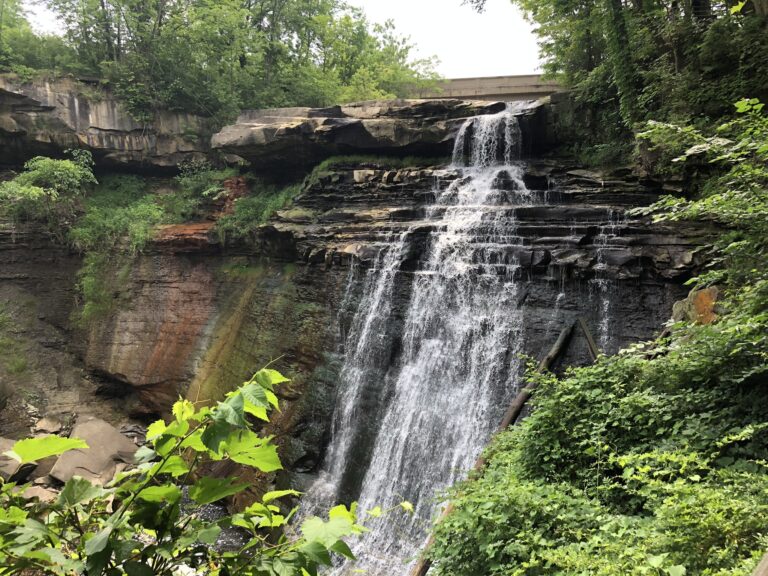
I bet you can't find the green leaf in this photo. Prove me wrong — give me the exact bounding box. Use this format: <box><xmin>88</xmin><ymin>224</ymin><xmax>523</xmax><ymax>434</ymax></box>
<box><xmin>301</xmin><ymin>515</ymin><xmax>355</xmax><ymax>547</ymax></box>
<box><xmin>263</xmin><ymin>489</ymin><xmax>300</xmax><ymax>503</ymax></box>
<box><xmin>148</xmin><ymin>455</ymin><xmax>189</xmax><ymax>477</ymax></box>
<box><xmin>366</xmin><ymin>506</ymin><xmax>382</xmax><ymax>518</ymax></box>
<box><xmin>58</xmin><ymin>477</ymin><xmax>104</xmax><ymax>507</ymax></box>
<box><xmin>330</xmin><ymin>540</ymin><xmax>356</xmax><ymax>559</ymax></box>
<box><xmin>201</xmin><ymin>420</ymin><xmax>233</xmax><ymax>453</ymax></box>
<box><xmin>197</xmin><ymin>525</ymin><xmax>222</xmax><ymax>545</ymax></box>
<box><xmin>215</xmin><ymin>392</ymin><xmax>247</xmax><ymax>427</ymax></box>
<box><xmin>6</xmin><ymin>436</ymin><xmax>88</xmax><ymax>464</ymax></box>
<box><xmin>145</xmin><ymin>420</ymin><xmax>167</xmax><ymax>441</ymax></box>
<box><xmin>301</xmin><ymin>540</ymin><xmax>332</xmax><ymax>566</ymax></box>
<box><xmin>667</xmin><ymin>567</ymin><xmax>686</xmax><ymax>576</ymax></box>
<box><xmin>400</xmin><ymin>501</ymin><xmax>414</xmax><ymax>514</ymax></box>
<box><xmin>252</xmin><ymin>368</ymin><xmax>290</xmax><ymax>389</ymax></box>
<box><xmin>124</xmin><ymin>561</ymin><xmax>154</xmax><ymax>576</ymax></box>
<box><xmin>172</xmin><ymin>398</ymin><xmax>195</xmax><ymax>422</ymax></box>
<box><xmin>85</xmin><ymin>526</ymin><xmax>113</xmax><ymax>555</ymax></box>
<box><xmin>189</xmin><ymin>476</ymin><xmax>249</xmax><ymax>505</ymax></box>
<box><xmin>136</xmin><ymin>484</ymin><xmax>181</xmax><ymax>504</ymax></box>
<box><xmin>225</xmin><ymin>430</ymin><xmax>282</xmax><ymax>472</ymax></box>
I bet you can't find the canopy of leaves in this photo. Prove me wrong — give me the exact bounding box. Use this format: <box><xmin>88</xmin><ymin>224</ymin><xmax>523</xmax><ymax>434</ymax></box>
<box><xmin>1</xmin><ymin>0</ymin><xmax>438</xmax><ymax>122</ymax></box>
<box><xmin>466</xmin><ymin>0</ymin><xmax>768</xmax><ymax>157</ymax></box>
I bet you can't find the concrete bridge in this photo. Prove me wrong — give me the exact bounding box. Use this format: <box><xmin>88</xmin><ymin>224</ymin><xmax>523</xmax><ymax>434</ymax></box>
<box><xmin>414</xmin><ymin>74</ymin><xmax>561</xmax><ymax>101</ymax></box>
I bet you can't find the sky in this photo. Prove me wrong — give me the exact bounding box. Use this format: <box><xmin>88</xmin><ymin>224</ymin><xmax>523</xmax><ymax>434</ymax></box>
<box><xmin>22</xmin><ymin>0</ymin><xmax>542</xmax><ymax>79</ymax></box>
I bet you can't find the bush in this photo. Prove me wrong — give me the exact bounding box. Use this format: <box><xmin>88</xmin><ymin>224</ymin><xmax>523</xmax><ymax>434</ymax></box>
<box><xmin>216</xmin><ymin>181</ymin><xmax>303</xmax><ymax>243</ymax></box>
<box><xmin>0</xmin><ymin>150</ymin><xmax>96</xmax><ymax>241</ymax></box>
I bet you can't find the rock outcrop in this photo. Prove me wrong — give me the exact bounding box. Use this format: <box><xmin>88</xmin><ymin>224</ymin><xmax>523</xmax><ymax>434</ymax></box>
<box><xmin>49</xmin><ymin>415</ymin><xmax>138</xmax><ymax>485</ymax></box>
<box><xmin>0</xmin><ymin>95</ymin><xmax>712</xmax><ymax>498</ymax></box>
<box><xmin>0</xmin><ymin>75</ymin><xmax>212</xmax><ymax>169</ymax></box>
<box><xmin>211</xmin><ymin>100</ymin><xmax>507</xmax><ymax>172</ymax></box>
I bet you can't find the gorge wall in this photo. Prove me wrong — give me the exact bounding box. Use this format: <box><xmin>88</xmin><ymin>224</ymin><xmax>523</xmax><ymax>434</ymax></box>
<box><xmin>0</xmin><ymin>77</ymin><xmax>709</xmax><ymax>570</ymax></box>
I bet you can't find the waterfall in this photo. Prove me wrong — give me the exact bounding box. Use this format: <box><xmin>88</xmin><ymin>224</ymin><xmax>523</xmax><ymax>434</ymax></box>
<box><xmin>303</xmin><ymin>104</ymin><xmax>536</xmax><ymax>575</ymax></box>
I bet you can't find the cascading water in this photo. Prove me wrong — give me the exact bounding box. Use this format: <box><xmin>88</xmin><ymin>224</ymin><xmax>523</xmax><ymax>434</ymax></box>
<box><xmin>592</xmin><ymin>210</ymin><xmax>625</xmax><ymax>352</ymax></box>
<box><xmin>303</xmin><ymin>104</ymin><xmax>537</xmax><ymax>575</ymax></box>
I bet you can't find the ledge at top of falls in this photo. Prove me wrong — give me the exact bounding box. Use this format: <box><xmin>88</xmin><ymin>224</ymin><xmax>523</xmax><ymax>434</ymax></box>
<box><xmin>0</xmin><ymin>74</ymin><xmax>563</xmax><ymax>173</ymax></box>
<box><xmin>210</xmin><ymin>99</ymin><xmax>536</xmax><ymax>171</ymax></box>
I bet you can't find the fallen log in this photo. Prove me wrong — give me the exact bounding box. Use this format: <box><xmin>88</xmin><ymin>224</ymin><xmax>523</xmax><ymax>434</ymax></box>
<box><xmin>409</xmin><ymin>320</ymin><xmax>577</xmax><ymax>576</ymax></box>
<box><xmin>578</xmin><ymin>316</ymin><xmax>601</xmax><ymax>361</ymax></box>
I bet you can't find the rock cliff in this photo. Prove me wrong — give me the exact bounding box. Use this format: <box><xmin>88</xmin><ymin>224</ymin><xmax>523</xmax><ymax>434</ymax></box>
<box><xmin>0</xmin><ymin>76</ymin><xmax>212</xmax><ymax>169</ymax></box>
<box><xmin>0</xmin><ymin>94</ymin><xmax>710</xmax><ymax>497</ymax></box>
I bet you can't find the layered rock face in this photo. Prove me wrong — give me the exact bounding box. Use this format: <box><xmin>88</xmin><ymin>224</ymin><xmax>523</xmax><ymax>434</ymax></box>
<box><xmin>0</xmin><ymin>76</ymin><xmax>212</xmax><ymax>169</ymax></box>
<box><xmin>0</xmin><ymin>97</ymin><xmax>709</xmax><ymax>505</ymax></box>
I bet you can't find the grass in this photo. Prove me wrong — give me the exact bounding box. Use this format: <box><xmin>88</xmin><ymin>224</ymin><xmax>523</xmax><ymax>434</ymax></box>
<box><xmin>216</xmin><ymin>181</ymin><xmax>303</xmax><ymax>243</ymax></box>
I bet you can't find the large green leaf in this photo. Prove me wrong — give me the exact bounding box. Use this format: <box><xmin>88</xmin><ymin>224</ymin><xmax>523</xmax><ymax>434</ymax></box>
<box><xmin>5</xmin><ymin>436</ymin><xmax>88</xmax><ymax>464</ymax></box>
<box><xmin>58</xmin><ymin>477</ymin><xmax>104</xmax><ymax>507</ymax></box>
<box><xmin>84</xmin><ymin>526</ymin><xmax>113</xmax><ymax>555</ymax></box>
<box><xmin>252</xmin><ymin>369</ymin><xmax>290</xmax><ymax>390</ymax></box>
<box><xmin>300</xmin><ymin>515</ymin><xmax>355</xmax><ymax>547</ymax></box>
<box><xmin>224</xmin><ymin>430</ymin><xmax>282</xmax><ymax>472</ymax></box>
<box><xmin>189</xmin><ymin>476</ymin><xmax>249</xmax><ymax>505</ymax></box>
<box><xmin>136</xmin><ymin>484</ymin><xmax>181</xmax><ymax>504</ymax></box>
<box><xmin>124</xmin><ymin>561</ymin><xmax>154</xmax><ymax>576</ymax></box>
<box><xmin>215</xmin><ymin>392</ymin><xmax>246</xmax><ymax>427</ymax></box>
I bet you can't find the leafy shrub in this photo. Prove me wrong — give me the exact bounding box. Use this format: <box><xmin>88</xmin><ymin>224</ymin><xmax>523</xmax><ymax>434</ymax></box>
<box><xmin>0</xmin><ymin>150</ymin><xmax>97</xmax><ymax>241</ymax></box>
<box><xmin>166</xmin><ymin>159</ymin><xmax>238</xmax><ymax>222</ymax></box>
<box><xmin>216</xmin><ymin>182</ymin><xmax>303</xmax><ymax>243</ymax></box>
<box><xmin>0</xmin><ymin>369</ymin><xmax>377</xmax><ymax>575</ymax></box>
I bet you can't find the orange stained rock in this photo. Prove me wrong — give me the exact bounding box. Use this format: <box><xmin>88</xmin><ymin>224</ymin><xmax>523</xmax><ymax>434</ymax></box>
<box><xmin>692</xmin><ymin>286</ymin><xmax>719</xmax><ymax>325</ymax></box>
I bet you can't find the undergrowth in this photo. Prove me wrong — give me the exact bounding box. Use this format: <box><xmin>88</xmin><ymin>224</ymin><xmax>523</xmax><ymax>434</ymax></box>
<box><xmin>216</xmin><ymin>181</ymin><xmax>303</xmax><ymax>243</ymax></box>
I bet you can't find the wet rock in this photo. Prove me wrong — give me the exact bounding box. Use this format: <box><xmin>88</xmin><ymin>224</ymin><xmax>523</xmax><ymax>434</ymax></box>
<box><xmin>49</xmin><ymin>416</ymin><xmax>137</xmax><ymax>485</ymax></box>
<box><xmin>212</xmin><ymin>99</ymin><xmax>511</xmax><ymax>172</ymax></box>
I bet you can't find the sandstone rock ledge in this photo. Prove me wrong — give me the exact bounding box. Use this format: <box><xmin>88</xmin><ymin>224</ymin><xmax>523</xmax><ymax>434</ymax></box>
<box><xmin>211</xmin><ymin>99</ymin><xmax>508</xmax><ymax>172</ymax></box>
<box><xmin>0</xmin><ymin>75</ymin><xmax>213</xmax><ymax>169</ymax></box>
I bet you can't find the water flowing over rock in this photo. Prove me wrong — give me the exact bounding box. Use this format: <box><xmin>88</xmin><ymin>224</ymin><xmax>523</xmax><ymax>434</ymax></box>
<box><xmin>297</xmin><ymin>104</ymin><xmax>710</xmax><ymax>575</ymax></box>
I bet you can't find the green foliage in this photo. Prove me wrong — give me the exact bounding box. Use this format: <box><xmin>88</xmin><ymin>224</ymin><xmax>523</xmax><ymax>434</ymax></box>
<box><xmin>7</xmin><ymin>1</ymin><xmax>437</xmax><ymax>121</ymax></box>
<box><xmin>4</xmin><ymin>436</ymin><xmax>89</xmax><ymax>465</ymax></box>
<box><xmin>467</xmin><ymin>0</ymin><xmax>768</xmax><ymax>152</ymax></box>
<box><xmin>427</xmin><ymin>102</ymin><xmax>768</xmax><ymax>575</ymax></box>
<box><xmin>0</xmin><ymin>369</ymin><xmax>377</xmax><ymax>575</ymax></box>
<box><xmin>0</xmin><ymin>150</ymin><xmax>97</xmax><ymax>242</ymax></box>
<box><xmin>216</xmin><ymin>181</ymin><xmax>303</xmax><ymax>243</ymax></box>
<box><xmin>167</xmin><ymin>160</ymin><xmax>238</xmax><ymax>222</ymax></box>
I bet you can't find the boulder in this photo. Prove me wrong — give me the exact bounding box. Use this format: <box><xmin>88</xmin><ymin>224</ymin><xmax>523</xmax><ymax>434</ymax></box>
<box><xmin>672</xmin><ymin>286</ymin><xmax>721</xmax><ymax>325</ymax></box>
<box><xmin>49</xmin><ymin>416</ymin><xmax>137</xmax><ymax>485</ymax></box>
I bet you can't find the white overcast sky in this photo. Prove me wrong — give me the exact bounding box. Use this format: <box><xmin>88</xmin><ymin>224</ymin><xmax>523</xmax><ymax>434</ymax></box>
<box><xmin>23</xmin><ymin>0</ymin><xmax>541</xmax><ymax>78</ymax></box>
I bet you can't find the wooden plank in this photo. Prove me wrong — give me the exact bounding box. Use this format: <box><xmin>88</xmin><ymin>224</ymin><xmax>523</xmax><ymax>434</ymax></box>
<box><xmin>408</xmin><ymin>321</ymin><xmax>576</xmax><ymax>576</ymax></box>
